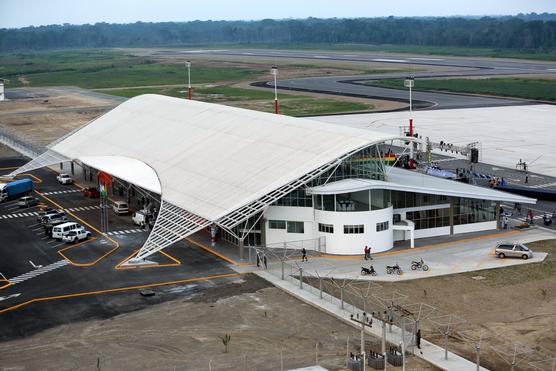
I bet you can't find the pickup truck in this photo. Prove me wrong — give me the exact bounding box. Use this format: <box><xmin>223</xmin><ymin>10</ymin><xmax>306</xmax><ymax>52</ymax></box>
<box><xmin>0</xmin><ymin>178</ymin><xmax>33</xmax><ymax>202</ymax></box>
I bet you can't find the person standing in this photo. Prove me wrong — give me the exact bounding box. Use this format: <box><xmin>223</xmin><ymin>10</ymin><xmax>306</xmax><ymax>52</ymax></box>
<box><xmin>528</xmin><ymin>209</ymin><xmax>534</xmax><ymax>224</ymax></box>
<box><xmin>263</xmin><ymin>255</ymin><xmax>268</xmax><ymax>269</ymax></box>
<box><xmin>368</xmin><ymin>245</ymin><xmax>373</xmax><ymax>260</ymax></box>
<box><xmin>364</xmin><ymin>246</ymin><xmax>369</xmax><ymax>260</ymax></box>
<box><xmin>301</xmin><ymin>247</ymin><xmax>308</xmax><ymax>262</ymax></box>
<box><xmin>416</xmin><ymin>329</ymin><xmax>423</xmax><ymax>355</ymax></box>
<box><xmin>503</xmin><ymin>214</ymin><xmax>508</xmax><ymax>229</ymax></box>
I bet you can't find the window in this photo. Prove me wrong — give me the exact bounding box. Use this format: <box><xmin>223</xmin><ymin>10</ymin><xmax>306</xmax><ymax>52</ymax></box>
<box><xmin>287</xmin><ymin>221</ymin><xmax>304</xmax><ymax>234</ymax></box>
<box><xmin>376</xmin><ymin>221</ymin><xmax>389</xmax><ymax>232</ymax></box>
<box><xmin>269</xmin><ymin>220</ymin><xmax>286</xmax><ymax>229</ymax></box>
<box><xmin>318</xmin><ymin>223</ymin><xmax>334</xmax><ymax>233</ymax></box>
<box><xmin>343</xmin><ymin>224</ymin><xmax>364</xmax><ymax>234</ymax></box>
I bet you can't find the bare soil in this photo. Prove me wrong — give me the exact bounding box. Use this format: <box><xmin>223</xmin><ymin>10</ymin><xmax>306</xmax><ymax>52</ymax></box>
<box><xmin>318</xmin><ymin>239</ymin><xmax>556</xmax><ymax>371</ymax></box>
<box><xmin>0</xmin><ymin>274</ymin><xmax>438</xmax><ymax>371</ymax></box>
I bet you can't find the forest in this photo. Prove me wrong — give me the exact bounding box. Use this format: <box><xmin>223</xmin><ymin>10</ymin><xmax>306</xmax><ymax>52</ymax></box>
<box><xmin>1</xmin><ymin>15</ymin><xmax>556</xmax><ymax>52</ymax></box>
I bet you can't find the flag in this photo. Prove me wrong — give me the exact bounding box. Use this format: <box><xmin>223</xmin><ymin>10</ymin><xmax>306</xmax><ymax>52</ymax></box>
<box><xmin>99</xmin><ymin>182</ymin><xmax>108</xmax><ymax>201</ymax></box>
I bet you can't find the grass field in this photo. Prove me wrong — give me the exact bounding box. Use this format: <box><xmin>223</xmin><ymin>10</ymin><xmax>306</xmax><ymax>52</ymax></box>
<box><xmin>366</xmin><ymin>77</ymin><xmax>556</xmax><ymax>101</ymax></box>
<box><xmin>101</xmin><ymin>85</ymin><xmax>375</xmax><ymax>116</ymax></box>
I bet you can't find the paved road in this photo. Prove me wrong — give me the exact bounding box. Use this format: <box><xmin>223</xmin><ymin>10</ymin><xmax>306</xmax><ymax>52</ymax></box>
<box><xmin>172</xmin><ymin>48</ymin><xmax>556</xmax><ymax>109</ymax></box>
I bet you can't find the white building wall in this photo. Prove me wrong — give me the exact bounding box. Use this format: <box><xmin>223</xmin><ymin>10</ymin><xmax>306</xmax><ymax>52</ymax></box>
<box><xmin>264</xmin><ymin>206</ymin><xmax>315</xmax><ymax>244</ymax></box>
<box><xmin>0</xmin><ymin>83</ymin><xmax>4</xmax><ymax>101</ymax></box>
<box><xmin>314</xmin><ymin>206</ymin><xmax>393</xmax><ymax>255</ymax></box>
<box><xmin>454</xmin><ymin>221</ymin><xmax>497</xmax><ymax>234</ymax></box>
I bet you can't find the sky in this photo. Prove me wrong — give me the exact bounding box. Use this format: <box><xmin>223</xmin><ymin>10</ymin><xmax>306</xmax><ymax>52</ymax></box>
<box><xmin>2</xmin><ymin>0</ymin><xmax>556</xmax><ymax>29</ymax></box>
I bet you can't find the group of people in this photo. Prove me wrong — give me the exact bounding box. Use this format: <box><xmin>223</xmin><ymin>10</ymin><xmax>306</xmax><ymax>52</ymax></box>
<box><xmin>363</xmin><ymin>245</ymin><xmax>373</xmax><ymax>260</ymax></box>
<box><xmin>488</xmin><ymin>177</ymin><xmax>507</xmax><ymax>187</ymax></box>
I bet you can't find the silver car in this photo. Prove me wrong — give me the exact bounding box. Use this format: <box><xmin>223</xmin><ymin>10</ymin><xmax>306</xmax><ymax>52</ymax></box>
<box><xmin>495</xmin><ymin>242</ymin><xmax>533</xmax><ymax>260</ymax></box>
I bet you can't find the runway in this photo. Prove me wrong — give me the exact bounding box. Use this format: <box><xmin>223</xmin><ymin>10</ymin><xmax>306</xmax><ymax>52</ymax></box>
<box><xmin>171</xmin><ymin>48</ymin><xmax>556</xmax><ymax>109</ymax></box>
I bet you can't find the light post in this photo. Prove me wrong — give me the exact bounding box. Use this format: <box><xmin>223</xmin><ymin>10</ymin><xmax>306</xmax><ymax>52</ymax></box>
<box><xmin>404</xmin><ymin>77</ymin><xmax>415</xmax><ymax>168</ymax></box>
<box><xmin>271</xmin><ymin>66</ymin><xmax>279</xmax><ymax>114</ymax></box>
<box><xmin>185</xmin><ymin>60</ymin><xmax>192</xmax><ymax>100</ymax></box>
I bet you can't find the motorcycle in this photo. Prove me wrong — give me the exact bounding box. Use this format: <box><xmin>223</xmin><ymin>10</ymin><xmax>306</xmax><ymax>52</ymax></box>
<box><xmin>543</xmin><ymin>214</ymin><xmax>553</xmax><ymax>226</ymax></box>
<box><xmin>386</xmin><ymin>263</ymin><xmax>403</xmax><ymax>275</ymax></box>
<box><xmin>361</xmin><ymin>266</ymin><xmax>377</xmax><ymax>276</ymax></box>
<box><xmin>411</xmin><ymin>258</ymin><xmax>429</xmax><ymax>271</ymax></box>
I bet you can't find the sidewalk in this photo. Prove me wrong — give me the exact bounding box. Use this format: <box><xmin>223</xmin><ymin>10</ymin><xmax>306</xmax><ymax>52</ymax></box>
<box><xmin>255</xmin><ymin>269</ymin><xmax>488</xmax><ymax>371</ymax></box>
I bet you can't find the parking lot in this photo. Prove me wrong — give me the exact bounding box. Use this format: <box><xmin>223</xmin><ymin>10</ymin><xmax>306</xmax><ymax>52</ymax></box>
<box><xmin>0</xmin><ymin>155</ymin><xmax>236</xmax><ymax>340</ymax></box>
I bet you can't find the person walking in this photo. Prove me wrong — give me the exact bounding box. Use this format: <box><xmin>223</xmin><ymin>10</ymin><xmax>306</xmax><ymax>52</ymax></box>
<box><xmin>416</xmin><ymin>329</ymin><xmax>423</xmax><ymax>355</ymax></box>
<box><xmin>364</xmin><ymin>246</ymin><xmax>369</xmax><ymax>260</ymax></box>
<box><xmin>503</xmin><ymin>214</ymin><xmax>508</xmax><ymax>229</ymax></box>
<box><xmin>301</xmin><ymin>247</ymin><xmax>308</xmax><ymax>262</ymax></box>
<box><xmin>256</xmin><ymin>254</ymin><xmax>260</xmax><ymax>267</ymax></box>
<box><xmin>368</xmin><ymin>245</ymin><xmax>373</xmax><ymax>260</ymax></box>
<box><xmin>528</xmin><ymin>209</ymin><xmax>534</xmax><ymax>224</ymax></box>
<box><xmin>263</xmin><ymin>255</ymin><xmax>268</xmax><ymax>269</ymax></box>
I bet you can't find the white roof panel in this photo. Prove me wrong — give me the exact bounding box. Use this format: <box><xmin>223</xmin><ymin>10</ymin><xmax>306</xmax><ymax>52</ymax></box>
<box><xmin>308</xmin><ymin>167</ymin><xmax>536</xmax><ymax>204</ymax></box>
<box><xmin>52</xmin><ymin>94</ymin><xmax>398</xmax><ymax>221</ymax></box>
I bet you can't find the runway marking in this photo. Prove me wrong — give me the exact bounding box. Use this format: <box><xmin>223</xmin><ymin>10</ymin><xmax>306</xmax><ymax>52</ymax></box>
<box><xmin>41</xmin><ymin>189</ymin><xmax>81</xmax><ymax>196</ymax></box>
<box><xmin>372</xmin><ymin>58</ymin><xmax>408</xmax><ymax>63</ymax></box>
<box><xmin>408</xmin><ymin>57</ymin><xmax>445</xmax><ymax>61</ymax></box>
<box><xmin>8</xmin><ymin>260</ymin><xmax>69</xmax><ymax>285</ymax></box>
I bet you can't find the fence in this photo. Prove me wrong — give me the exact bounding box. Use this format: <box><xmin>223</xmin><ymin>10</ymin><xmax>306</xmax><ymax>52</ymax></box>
<box><xmin>0</xmin><ymin>124</ymin><xmax>45</xmax><ymax>159</ymax></box>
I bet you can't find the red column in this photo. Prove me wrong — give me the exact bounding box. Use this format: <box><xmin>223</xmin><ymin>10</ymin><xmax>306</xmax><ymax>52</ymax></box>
<box><xmin>275</xmin><ymin>99</ymin><xmax>279</xmax><ymax>114</ymax></box>
<box><xmin>188</xmin><ymin>87</ymin><xmax>192</xmax><ymax>100</ymax></box>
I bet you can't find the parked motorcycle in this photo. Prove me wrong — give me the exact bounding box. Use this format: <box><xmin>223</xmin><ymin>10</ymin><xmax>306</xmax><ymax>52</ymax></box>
<box><xmin>411</xmin><ymin>258</ymin><xmax>429</xmax><ymax>271</ymax></box>
<box><xmin>386</xmin><ymin>263</ymin><xmax>403</xmax><ymax>275</ymax></box>
<box><xmin>361</xmin><ymin>266</ymin><xmax>377</xmax><ymax>276</ymax></box>
<box><xmin>543</xmin><ymin>214</ymin><xmax>553</xmax><ymax>226</ymax></box>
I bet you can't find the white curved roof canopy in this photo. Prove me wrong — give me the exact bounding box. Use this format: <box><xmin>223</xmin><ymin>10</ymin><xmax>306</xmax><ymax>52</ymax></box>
<box><xmin>308</xmin><ymin>167</ymin><xmax>536</xmax><ymax>204</ymax></box>
<box><xmin>51</xmin><ymin>94</ymin><xmax>400</xmax><ymax>221</ymax></box>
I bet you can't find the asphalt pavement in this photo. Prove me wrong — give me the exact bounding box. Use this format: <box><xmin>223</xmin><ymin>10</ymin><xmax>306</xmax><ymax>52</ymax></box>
<box><xmin>0</xmin><ymin>157</ymin><xmax>236</xmax><ymax>340</ymax></box>
<box><xmin>171</xmin><ymin>48</ymin><xmax>556</xmax><ymax>110</ymax></box>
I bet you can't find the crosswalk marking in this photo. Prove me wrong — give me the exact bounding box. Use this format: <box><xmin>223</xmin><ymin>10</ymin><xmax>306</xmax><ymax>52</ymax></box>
<box><xmin>0</xmin><ymin>211</ymin><xmax>39</xmax><ymax>219</ymax></box>
<box><xmin>41</xmin><ymin>189</ymin><xmax>81</xmax><ymax>196</ymax></box>
<box><xmin>106</xmin><ymin>228</ymin><xmax>145</xmax><ymax>236</ymax></box>
<box><xmin>0</xmin><ymin>205</ymin><xmax>101</xmax><ymax>221</ymax></box>
<box><xmin>8</xmin><ymin>260</ymin><xmax>69</xmax><ymax>285</ymax></box>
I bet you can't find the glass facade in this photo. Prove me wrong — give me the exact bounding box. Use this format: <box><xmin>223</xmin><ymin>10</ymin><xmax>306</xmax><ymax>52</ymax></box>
<box><xmin>273</xmin><ymin>188</ymin><xmax>312</xmax><ymax>207</ymax></box>
<box><xmin>453</xmin><ymin>198</ymin><xmax>496</xmax><ymax>225</ymax></box>
<box><xmin>287</xmin><ymin>221</ymin><xmax>305</xmax><ymax>233</ymax></box>
<box><xmin>314</xmin><ymin>189</ymin><xmax>391</xmax><ymax>212</ymax></box>
<box><xmin>406</xmin><ymin>208</ymin><xmax>451</xmax><ymax>230</ymax></box>
<box><xmin>318</xmin><ymin>223</ymin><xmax>334</xmax><ymax>233</ymax></box>
<box><xmin>344</xmin><ymin>224</ymin><xmax>364</xmax><ymax>234</ymax></box>
<box><xmin>376</xmin><ymin>221</ymin><xmax>389</xmax><ymax>232</ymax></box>
<box><xmin>391</xmin><ymin>191</ymin><xmax>449</xmax><ymax>209</ymax></box>
<box><xmin>269</xmin><ymin>220</ymin><xmax>286</xmax><ymax>229</ymax></box>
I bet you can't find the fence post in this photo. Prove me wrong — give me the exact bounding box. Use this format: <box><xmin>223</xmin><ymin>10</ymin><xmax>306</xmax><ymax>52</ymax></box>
<box><xmin>340</xmin><ymin>287</ymin><xmax>344</xmax><ymax>309</ymax></box>
<box><xmin>299</xmin><ymin>267</ymin><xmax>303</xmax><ymax>289</ymax></box>
<box><xmin>281</xmin><ymin>261</ymin><xmax>285</xmax><ymax>280</ymax></box>
<box><xmin>319</xmin><ymin>277</ymin><xmax>323</xmax><ymax>299</ymax></box>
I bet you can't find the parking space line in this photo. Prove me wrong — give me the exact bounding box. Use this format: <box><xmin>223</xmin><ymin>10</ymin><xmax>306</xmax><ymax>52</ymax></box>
<box><xmin>0</xmin><ymin>272</ymin><xmax>243</xmax><ymax>313</ymax></box>
<box><xmin>51</xmin><ymin>242</ymin><xmax>67</xmax><ymax>249</ymax></box>
<box><xmin>0</xmin><ymin>279</ymin><xmax>12</xmax><ymax>290</ymax></box>
<box><xmin>34</xmin><ymin>191</ymin><xmax>120</xmax><ymax>266</ymax></box>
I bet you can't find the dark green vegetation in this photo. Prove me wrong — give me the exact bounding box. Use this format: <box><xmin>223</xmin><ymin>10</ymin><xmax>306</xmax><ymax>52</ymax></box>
<box><xmin>103</xmin><ymin>85</ymin><xmax>375</xmax><ymax>116</ymax></box>
<box><xmin>0</xmin><ymin>50</ymin><xmax>263</xmax><ymax>88</ymax></box>
<box><xmin>367</xmin><ymin>77</ymin><xmax>556</xmax><ymax>101</ymax></box>
<box><xmin>2</xmin><ymin>15</ymin><xmax>556</xmax><ymax>55</ymax></box>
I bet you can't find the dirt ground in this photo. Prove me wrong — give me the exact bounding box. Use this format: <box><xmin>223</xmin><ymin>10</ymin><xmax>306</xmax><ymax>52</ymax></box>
<box><xmin>0</xmin><ymin>274</ymin><xmax>439</xmax><ymax>371</ymax></box>
<box><xmin>0</xmin><ymin>92</ymin><xmax>114</xmax><ymax>145</ymax></box>
<box><xmin>320</xmin><ymin>239</ymin><xmax>556</xmax><ymax>371</ymax></box>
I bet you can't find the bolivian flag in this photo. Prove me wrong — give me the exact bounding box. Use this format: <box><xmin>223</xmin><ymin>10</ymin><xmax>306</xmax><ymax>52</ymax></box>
<box><xmin>99</xmin><ymin>183</ymin><xmax>108</xmax><ymax>200</ymax></box>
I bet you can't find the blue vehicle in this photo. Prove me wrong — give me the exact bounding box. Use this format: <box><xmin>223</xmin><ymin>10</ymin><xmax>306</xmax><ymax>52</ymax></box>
<box><xmin>0</xmin><ymin>178</ymin><xmax>34</xmax><ymax>202</ymax></box>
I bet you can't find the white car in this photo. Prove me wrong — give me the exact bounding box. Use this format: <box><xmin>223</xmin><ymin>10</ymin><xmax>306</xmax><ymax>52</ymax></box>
<box><xmin>61</xmin><ymin>228</ymin><xmax>91</xmax><ymax>243</ymax></box>
<box><xmin>57</xmin><ymin>173</ymin><xmax>73</xmax><ymax>185</ymax></box>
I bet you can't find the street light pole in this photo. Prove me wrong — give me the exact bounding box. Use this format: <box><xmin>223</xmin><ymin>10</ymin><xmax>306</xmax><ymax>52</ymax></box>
<box><xmin>271</xmin><ymin>66</ymin><xmax>279</xmax><ymax>114</ymax></box>
<box><xmin>404</xmin><ymin>77</ymin><xmax>415</xmax><ymax>168</ymax></box>
<box><xmin>185</xmin><ymin>60</ymin><xmax>192</xmax><ymax>100</ymax></box>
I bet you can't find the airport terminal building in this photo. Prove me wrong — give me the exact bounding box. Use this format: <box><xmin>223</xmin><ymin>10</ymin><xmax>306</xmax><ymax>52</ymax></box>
<box><xmin>9</xmin><ymin>95</ymin><xmax>534</xmax><ymax>259</ymax></box>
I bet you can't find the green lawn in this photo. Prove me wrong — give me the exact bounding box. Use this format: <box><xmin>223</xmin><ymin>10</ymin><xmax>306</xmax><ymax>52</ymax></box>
<box><xmin>101</xmin><ymin>85</ymin><xmax>374</xmax><ymax>116</ymax></box>
<box><xmin>366</xmin><ymin>77</ymin><xmax>556</xmax><ymax>101</ymax></box>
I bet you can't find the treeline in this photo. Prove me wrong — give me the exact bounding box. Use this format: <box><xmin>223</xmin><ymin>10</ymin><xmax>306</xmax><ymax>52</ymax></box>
<box><xmin>1</xmin><ymin>16</ymin><xmax>556</xmax><ymax>52</ymax></box>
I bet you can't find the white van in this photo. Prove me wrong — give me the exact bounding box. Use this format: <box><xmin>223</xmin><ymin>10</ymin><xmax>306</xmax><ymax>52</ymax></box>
<box><xmin>52</xmin><ymin>222</ymin><xmax>81</xmax><ymax>240</ymax></box>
